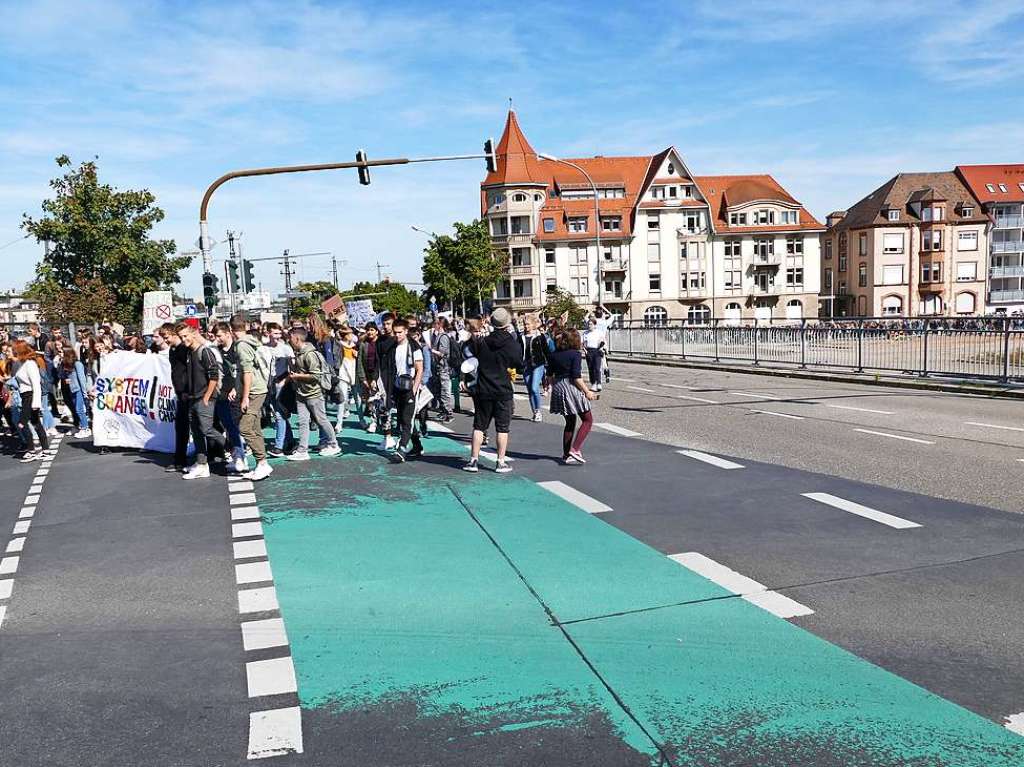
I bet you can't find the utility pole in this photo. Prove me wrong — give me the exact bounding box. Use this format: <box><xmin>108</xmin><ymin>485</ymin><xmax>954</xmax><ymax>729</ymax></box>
<box><xmin>226</xmin><ymin>230</ymin><xmax>237</xmax><ymax>315</ymax></box>
<box><xmin>376</xmin><ymin>260</ymin><xmax>390</xmax><ymax>283</ymax></box>
<box><xmin>331</xmin><ymin>254</ymin><xmax>339</xmax><ymax>290</ymax></box>
<box><xmin>281</xmin><ymin>249</ymin><xmax>294</xmax><ymax>293</ymax></box>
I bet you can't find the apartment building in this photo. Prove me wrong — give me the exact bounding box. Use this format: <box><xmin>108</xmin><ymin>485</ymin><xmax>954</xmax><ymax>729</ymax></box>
<box><xmin>481</xmin><ymin>111</ymin><xmax>824</xmax><ymax>324</ymax></box>
<box><xmin>955</xmin><ymin>164</ymin><xmax>1024</xmax><ymax>314</ymax></box>
<box><xmin>819</xmin><ymin>173</ymin><xmax>988</xmax><ymax>317</ymax></box>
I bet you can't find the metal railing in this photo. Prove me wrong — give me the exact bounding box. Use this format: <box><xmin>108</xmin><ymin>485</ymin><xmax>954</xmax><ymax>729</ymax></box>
<box><xmin>993</xmin><ymin>241</ymin><xmax>1024</xmax><ymax>253</ymax></box>
<box><xmin>994</xmin><ymin>216</ymin><xmax>1024</xmax><ymax>229</ymax></box>
<box><xmin>608</xmin><ymin>317</ymin><xmax>1024</xmax><ymax>382</ymax></box>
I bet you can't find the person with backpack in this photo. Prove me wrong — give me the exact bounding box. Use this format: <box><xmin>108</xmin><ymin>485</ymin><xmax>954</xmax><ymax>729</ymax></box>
<box><xmin>213</xmin><ymin>322</ymin><xmax>247</xmax><ymax>472</ymax></box>
<box><xmin>387</xmin><ymin>318</ymin><xmax>424</xmax><ymax>463</ymax></box>
<box><xmin>178</xmin><ymin>323</ymin><xmax>225</xmax><ymax>479</ymax></box>
<box><xmin>232</xmin><ymin>315</ymin><xmax>273</xmax><ymax>481</ymax></box>
<box><xmin>429</xmin><ymin>316</ymin><xmax>455</xmax><ymax>422</ymax></box>
<box><xmin>285</xmin><ymin>326</ymin><xmax>341</xmax><ymax>461</ymax></box>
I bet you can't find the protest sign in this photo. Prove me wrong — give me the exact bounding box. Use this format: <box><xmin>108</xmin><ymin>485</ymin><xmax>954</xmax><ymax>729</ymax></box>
<box><xmin>142</xmin><ymin>291</ymin><xmax>173</xmax><ymax>336</ymax></box>
<box><xmin>345</xmin><ymin>299</ymin><xmax>374</xmax><ymax>328</ymax></box>
<box><xmin>92</xmin><ymin>351</ymin><xmax>177</xmax><ymax>453</ymax></box>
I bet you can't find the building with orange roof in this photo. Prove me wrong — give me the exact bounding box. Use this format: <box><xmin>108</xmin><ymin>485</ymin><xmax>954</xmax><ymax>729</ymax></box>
<box><xmin>481</xmin><ymin>111</ymin><xmax>824</xmax><ymax>324</ymax></box>
<box><xmin>955</xmin><ymin>165</ymin><xmax>1024</xmax><ymax>313</ymax></box>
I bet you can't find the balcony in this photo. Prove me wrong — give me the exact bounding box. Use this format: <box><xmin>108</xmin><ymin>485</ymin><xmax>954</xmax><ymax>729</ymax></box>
<box><xmin>989</xmin><ymin>289</ymin><xmax>1024</xmax><ymax>303</ymax></box>
<box><xmin>508</xmin><ymin>232</ymin><xmax>533</xmax><ymax>244</ymax></box>
<box><xmin>750</xmin><ymin>284</ymin><xmax>781</xmax><ymax>296</ymax></box>
<box><xmin>510</xmin><ymin>297</ymin><xmax>537</xmax><ymax>308</ymax></box>
<box><xmin>676</xmin><ymin>227</ymin><xmax>710</xmax><ymax>238</ymax></box>
<box><xmin>509</xmin><ymin>264</ymin><xmax>536</xmax><ymax>277</ymax></box>
<box><xmin>600</xmin><ymin>258</ymin><xmax>627</xmax><ymax>272</ymax></box>
<box><xmin>917</xmin><ymin>282</ymin><xmax>943</xmax><ymax>293</ymax></box>
<box><xmin>993</xmin><ymin>240</ymin><xmax>1024</xmax><ymax>253</ymax></box>
<box><xmin>990</xmin><ymin>265</ymin><xmax>1024</xmax><ymax>278</ymax></box>
<box><xmin>994</xmin><ymin>215</ymin><xmax>1024</xmax><ymax>229</ymax></box>
<box><xmin>751</xmin><ymin>253</ymin><xmax>781</xmax><ymax>267</ymax></box>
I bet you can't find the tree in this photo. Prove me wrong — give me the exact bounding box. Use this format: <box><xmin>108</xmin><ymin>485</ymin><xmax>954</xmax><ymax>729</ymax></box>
<box><xmin>421</xmin><ymin>234</ymin><xmax>462</xmax><ymax>309</ymax></box>
<box><xmin>22</xmin><ymin>155</ymin><xmax>190</xmax><ymax>324</ymax></box>
<box><xmin>420</xmin><ymin>219</ymin><xmax>505</xmax><ymax>313</ymax></box>
<box><xmin>33</xmin><ymin>276</ymin><xmax>116</xmax><ymax>325</ymax></box>
<box><xmin>343</xmin><ymin>280</ymin><xmax>422</xmax><ymax>318</ymax></box>
<box><xmin>543</xmin><ymin>286</ymin><xmax>587</xmax><ymax>326</ymax></box>
<box><xmin>288</xmin><ymin>280</ymin><xmax>338</xmax><ymax>319</ymax></box>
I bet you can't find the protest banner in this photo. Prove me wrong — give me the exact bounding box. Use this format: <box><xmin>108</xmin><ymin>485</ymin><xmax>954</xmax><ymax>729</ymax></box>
<box><xmin>92</xmin><ymin>351</ymin><xmax>177</xmax><ymax>453</ymax></box>
<box><xmin>142</xmin><ymin>291</ymin><xmax>173</xmax><ymax>336</ymax></box>
<box><xmin>345</xmin><ymin>299</ymin><xmax>374</xmax><ymax>328</ymax></box>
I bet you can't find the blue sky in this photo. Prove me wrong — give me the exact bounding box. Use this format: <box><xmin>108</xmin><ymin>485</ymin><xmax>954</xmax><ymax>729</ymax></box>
<box><xmin>1</xmin><ymin>0</ymin><xmax>1022</xmax><ymax>299</ymax></box>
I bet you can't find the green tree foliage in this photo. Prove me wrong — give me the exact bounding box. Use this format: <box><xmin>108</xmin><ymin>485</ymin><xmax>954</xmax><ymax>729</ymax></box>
<box><xmin>22</xmin><ymin>155</ymin><xmax>190</xmax><ymax>324</ymax></box>
<box><xmin>420</xmin><ymin>219</ymin><xmax>505</xmax><ymax>312</ymax></box>
<box><xmin>32</xmin><ymin>276</ymin><xmax>116</xmax><ymax>325</ymax></box>
<box><xmin>288</xmin><ymin>280</ymin><xmax>338</xmax><ymax>319</ymax></box>
<box><xmin>543</xmin><ymin>286</ymin><xmax>587</xmax><ymax>326</ymax></box>
<box><xmin>343</xmin><ymin>280</ymin><xmax>422</xmax><ymax>318</ymax></box>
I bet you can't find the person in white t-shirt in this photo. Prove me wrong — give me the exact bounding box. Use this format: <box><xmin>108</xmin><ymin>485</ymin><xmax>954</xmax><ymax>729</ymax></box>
<box><xmin>583</xmin><ymin>310</ymin><xmax>610</xmax><ymax>391</ymax></box>
<box><xmin>263</xmin><ymin>322</ymin><xmax>295</xmax><ymax>456</ymax></box>
<box><xmin>388</xmin><ymin>318</ymin><xmax>423</xmax><ymax>463</ymax></box>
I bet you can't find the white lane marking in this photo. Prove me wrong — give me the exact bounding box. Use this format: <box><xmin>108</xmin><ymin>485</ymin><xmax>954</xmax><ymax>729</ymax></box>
<box><xmin>229</xmin><ymin>481</ymin><xmax>256</xmax><ymax>492</ymax></box>
<box><xmin>675</xmin><ymin>393</ymin><xmax>719</xmax><ymax>404</ymax></box>
<box><xmin>1005</xmin><ymin>712</ymin><xmax>1024</xmax><ymax>736</ymax></box>
<box><xmin>234</xmin><ymin>539</ymin><xmax>268</xmax><ymax>560</ymax></box>
<box><xmin>478</xmin><ymin>449</ymin><xmax>514</xmax><ymax>463</ymax></box>
<box><xmin>231</xmin><ymin>506</ymin><xmax>262</xmax><ymax>521</ymax></box>
<box><xmin>749</xmin><ymin>409</ymin><xmax>804</xmax><ymax>420</ymax></box>
<box><xmin>0</xmin><ymin>557</ymin><xmax>19</xmax><ymax>575</ymax></box>
<box><xmin>227</xmin><ymin>475</ymin><xmax>245</xmax><ymax>482</ymax></box>
<box><xmin>627</xmin><ymin>385</ymin><xmax>657</xmax><ymax>394</ymax></box>
<box><xmin>0</xmin><ymin>605</ymin><xmax>6</xmax><ymax>629</ymax></box>
<box><xmin>595</xmin><ymin>422</ymin><xmax>642</xmax><ymax>437</ymax></box>
<box><xmin>239</xmin><ymin>586</ymin><xmax>280</xmax><ymax>614</ymax></box>
<box><xmin>233</xmin><ymin>522</ymin><xmax>264</xmax><ymax>539</ymax></box>
<box><xmin>25</xmin><ymin>493</ymin><xmax>41</xmax><ymax>504</ymax></box>
<box><xmin>248</xmin><ymin>706</ymin><xmax>303</xmax><ymax>759</ymax></box>
<box><xmin>538</xmin><ymin>481</ymin><xmax>612</xmax><ymax>514</ymax></box>
<box><xmin>13</xmin><ymin>521</ymin><xmax>30</xmax><ymax>534</ymax></box>
<box><xmin>0</xmin><ymin>579</ymin><xmax>12</xmax><ymax>599</ymax></box>
<box><xmin>236</xmin><ymin>561</ymin><xmax>274</xmax><ymax>585</ymax></box>
<box><xmin>965</xmin><ymin>421</ymin><xmax>1024</xmax><ymax>433</ymax></box>
<box><xmin>241</xmin><ymin>618</ymin><xmax>290</xmax><ymax>651</ymax></box>
<box><xmin>802</xmin><ymin>492</ymin><xmax>922</xmax><ymax>530</ymax></box>
<box><xmin>426</xmin><ymin>421</ymin><xmax>453</xmax><ymax>433</ymax></box>
<box><xmin>6</xmin><ymin>538</ymin><xmax>25</xmax><ymax>554</ymax></box>
<box><xmin>246</xmin><ymin>656</ymin><xmax>298</xmax><ymax>697</ymax></box>
<box><xmin>826</xmin><ymin>404</ymin><xmax>895</xmax><ymax>415</ymax></box>
<box><xmin>677</xmin><ymin>450</ymin><xmax>744</xmax><ymax>470</ymax></box>
<box><xmin>730</xmin><ymin>391</ymin><xmax>779</xmax><ymax>400</ymax></box>
<box><xmin>662</xmin><ymin>383</ymin><xmax>694</xmax><ymax>390</ymax></box>
<box><xmin>669</xmin><ymin>552</ymin><xmax>813</xmax><ymax>619</ymax></box>
<box><xmin>513</xmin><ymin>393</ymin><xmax>528</xmax><ymax>401</ymax></box>
<box><xmin>18</xmin><ymin>508</ymin><xmax>35</xmax><ymax>519</ymax></box>
<box><xmin>30</xmin><ymin>478</ymin><xmax>45</xmax><ymax>486</ymax></box>
<box><xmin>614</xmin><ymin>377</ymin><xmax>639</xmax><ymax>383</ymax></box>
<box><xmin>35</xmin><ymin>469</ymin><xmax>48</xmax><ymax>477</ymax></box>
<box><xmin>854</xmin><ymin>428</ymin><xmax>934</xmax><ymax>445</ymax></box>
<box><xmin>230</xmin><ymin>492</ymin><xmax>258</xmax><ymax>506</ymax></box>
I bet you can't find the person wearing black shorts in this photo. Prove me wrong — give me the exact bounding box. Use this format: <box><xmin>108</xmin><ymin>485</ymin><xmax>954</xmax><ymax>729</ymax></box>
<box><xmin>462</xmin><ymin>309</ymin><xmax>523</xmax><ymax>474</ymax></box>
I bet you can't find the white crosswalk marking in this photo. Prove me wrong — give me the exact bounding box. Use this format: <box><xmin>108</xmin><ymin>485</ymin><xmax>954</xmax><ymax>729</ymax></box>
<box><xmin>232</xmin><ymin>522</ymin><xmax>264</xmax><ymax>539</ymax></box>
<box><xmin>234</xmin><ymin>539</ymin><xmax>268</xmax><ymax>560</ymax></box>
<box><xmin>246</xmin><ymin>656</ymin><xmax>298</xmax><ymax>697</ymax></box>
<box><xmin>669</xmin><ymin>552</ymin><xmax>813</xmax><ymax>619</ymax></box>
<box><xmin>238</xmin><ymin>586</ymin><xmax>280</xmax><ymax>614</ymax></box>
<box><xmin>248</xmin><ymin>706</ymin><xmax>303</xmax><ymax>759</ymax></box>
<box><xmin>236</xmin><ymin>561</ymin><xmax>274</xmax><ymax>585</ymax></box>
<box><xmin>240</xmin><ymin>618</ymin><xmax>289</xmax><ymax>651</ymax></box>
<box><xmin>537</xmin><ymin>481</ymin><xmax>612</xmax><ymax>514</ymax></box>
<box><xmin>0</xmin><ymin>579</ymin><xmax>12</xmax><ymax>599</ymax></box>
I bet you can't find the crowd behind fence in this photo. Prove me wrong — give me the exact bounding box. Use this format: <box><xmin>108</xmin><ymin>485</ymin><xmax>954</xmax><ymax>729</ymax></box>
<box><xmin>607</xmin><ymin>317</ymin><xmax>1024</xmax><ymax>382</ymax></box>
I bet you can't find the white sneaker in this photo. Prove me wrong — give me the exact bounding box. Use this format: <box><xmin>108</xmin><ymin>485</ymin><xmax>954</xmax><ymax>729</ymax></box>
<box><xmin>182</xmin><ymin>463</ymin><xmax>210</xmax><ymax>479</ymax></box>
<box><xmin>47</xmin><ymin>428</ymin><xmax>59</xmax><ymax>437</ymax></box>
<box><xmin>20</xmin><ymin>450</ymin><xmax>42</xmax><ymax>463</ymax></box>
<box><xmin>384</xmin><ymin>436</ymin><xmax>397</xmax><ymax>451</ymax></box>
<box><xmin>74</xmin><ymin>429</ymin><xmax>92</xmax><ymax>438</ymax></box>
<box><xmin>286</xmin><ymin>451</ymin><xmax>310</xmax><ymax>462</ymax></box>
<box><xmin>532</xmin><ymin>411</ymin><xmax>543</xmax><ymax>422</ymax></box>
<box><xmin>366</xmin><ymin>421</ymin><xmax>377</xmax><ymax>433</ymax></box>
<box><xmin>244</xmin><ymin>461</ymin><xmax>274</xmax><ymax>481</ymax></box>
<box><xmin>233</xmin><ymin>456</ymin><xmax>249</xmax><ymax>473</ymax></box>
<box><xmin>320</xmin><ymin>445</ymin><xmax>342</xmax><ymax>457</ymax></box>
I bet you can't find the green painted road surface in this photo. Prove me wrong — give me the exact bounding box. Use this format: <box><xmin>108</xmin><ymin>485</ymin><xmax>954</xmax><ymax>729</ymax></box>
<box><xmin>255</xmin><ymin>425</ymin><xmax>1024</xmax><ymax>766</ymax></box>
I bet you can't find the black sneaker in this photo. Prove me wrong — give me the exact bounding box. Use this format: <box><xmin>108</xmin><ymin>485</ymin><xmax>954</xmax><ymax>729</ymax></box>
<box><xmin>462</xmin><ymin>458</ymin><xmax>479</xmax><ymax>473</ymax></box>
<box><xmin>267</xmin><ymin>446</ymin><xmax>284</xmax><ymax>458</ymax></box>
<box><xmin>407</xmin><ymin>445</ymin><xmax>424</xmax><ymax>459</ymax></box>
<box><xmin>389</xmin><ymin>449</ymin><xmax>406</xmax><ymax>464</ymax></box>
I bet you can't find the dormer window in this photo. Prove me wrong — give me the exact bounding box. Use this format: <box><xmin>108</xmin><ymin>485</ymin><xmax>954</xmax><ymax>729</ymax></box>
<box><xmin>888</xmin><ymin>209</ymin><xmax>900</xmax><ymax>222</ymax></box>
<box><xmin>543</xmin><ymin>218</ymin><xmax>555</xmax><ymax>233</ymax></box>
<box><xmin>601</xmin><ymin>216</ymin><xmax>622</xmax><ymax>232</ymax></box>
<box><xmin>568</xmin><ymin>216</ymin><xmax>588</xmax><ymax>233</ymax></box>
<box><xmin>999</xmin><ymin>184</ymin><xmax>1008</xmax><ymax>193</ymax></box>
<box><xmin>986</xmin><ymin>184</ymin><xmax>996</xmax><ymax>193</ymax></box>
<box><xmin>729</xmin><ymin>212</ymin><xmax>748</xmax><ymax>226</ymax></box>
<box><xmin>961</xmin><ymin>206</ymin><xmax>974</xmax><ymax>217</ymax></box>
<box><xmin>755</xmin><ymin>209</ymin><xmax>774</xmax><ymax>225</ymax></box>
<box><xmin>511</xmin><ymin>193</ymin><xmax>527</xmax><ymax>202</ymax></box>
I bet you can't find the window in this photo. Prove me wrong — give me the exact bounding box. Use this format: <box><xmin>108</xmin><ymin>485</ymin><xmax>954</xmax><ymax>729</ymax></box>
<box><xmin>857</xmin><ymin>295</ymin><xmax>867</xmax><ymax>316</ymax></box>
<box><xmin>682</xmin><ymin>185</ymin><xmax>693</xmax><ymax>198</ymax></box>
<box><xmin>839</xmin><ymin>280</ymin><xmax>848</xmax><ymax>294</ymax></box>
<box><xmin>999</xmin><ymin>184</ymin><xmax>1008</xmax><ymax>193</ymax></box>
<box><xmin>724</xmin><ymin>252</ymin><xmax>741</xmax><ymax>290</ymax></box>
<box><xmin>510</xmin><ymin>215</ymin><xmax>530</xmax><ymax>234</ymax></box>
<box><xmin>644</xmin><ymin>305</ymin><xmax>668</xmax><ymax>327</ymax></box>
<box><xmin>667</xmin><ymin>162</ymin><xmax>675</xmax><ymax>175</ymax></box>
<box><xmin>647</xmin><ymin>242</ymin><xmax>660</xmax><ymax>262</ymax></box>
<box><xmin>724</xmin><ymin>239</ymin><xmax>741</xmax><ymax>257</ymax></box>
<box><xmin>922</xmin><ymin>294</ymin><xmax>943</xmax><ymax>315</ymax></box>
<box><xmin>490</xmin><ymin>218</ymin><xmax>508</xmax><ymax>236</ymax></box>
<box><xmin>511</xmin><ymin>193</ymin><xmax>527</xmax><ymax>203</ymax></box>
<box><xmin>958</xmin><ymin>230</ymin><xmax>978</xmax><ymax>251</ymax></box>
<box><xmin>649</xmin><ymin>274</ymin><xmax>661</xmax><ymax>291</ymax></box>
<box><xmin>882</xmin><ymin>295</ymin><xmax>903</xmax><ymax>315</ymax></box>
<box><xmin>858</xmin><ymin>262</ymin><xmax>867</xmax><ymax>287</ymax></box>
<box><xmin>513</xmin><ymin>279</ymin><xmax>533</xmax><ymax>298</ymax></box>
<box><xmin>570</xmin><ymin>244</ymin><xmax>588</xmax><ymax>265</ymax></box>
<box><xmin>755</xmin><ymin>209</ymin><xmax>774</xmax><ymax>225</ymax></box>
<box><xmin>754</xmin><ymin>238</ymin><xmax>774</xmax><ymax>259</ymax></box>
<box><xmin>859</xmin><ymin>232</ymin><xmax>867</xmax><ymax>256</ymax></box>
<box><xmin>888</xmin><ymin>209</ymin><xmax>900</xmax><ymax>222</ymax></box>
<box><xmin>922</xmin><ymin>262</ymin><xmax>943</xmax><ymax>282</ymax></box>
<box><xmin>573</xmin><ymin>277</ymin><xmax>589</xmax><ymax>296</ymax></box>
<box><xmin>534</xmin><ymin>193</ymin><xmax>543</xmax><ymax>202</ymax></box>
<box><xmin>604</xmin><ymin>279</ymin><xmax>623</xmax><ymax>298</ymax></box>
<box><xmin>668</xmin><ymin>186</ymin><xmax>678</xmax><ymax>198</ymax></box>
<box><xmin>545</xmin><ymin>277</ymin><xmax>557</xmax><ymax>291</ymax></box>
<box><xmin>684</xmin><ymin>211</ymin><xmax>701</xmax><ymax>233</ymax></box>
<box><xmin>986</xmin><ymin>184</ymin><xmax>996</xmax><ymax>193</ymax></box>
<box><xmin>957</xmin><ymin>261</ymin><xmax>977</xmax><ymax>281</ymax></box>
<box><xmin>651</xmin><ymin>186</ymin><xmax>666</xmax><ymax>200</ymax></box>
<box><xmin>923</xmin><ymin>229</ymin><xmax>942</xmax><ymax>250</ymax></box>
<box><xmin>955</xmin><ymin>292</ymin><xmax>976</xmax><ymax>314</ymax></box>
<box><xmin>754</xmin><ymin>271</ymin><xmax>772</xmax><ymax>292</ymax></box>
<box><xmin>544</xmin><ymin>246</ymin><xmax>556</xmax><ymax>264</ymax></box>
<box><xmin>786</xmin><ymin>299</ymin><xmax>803</xmax><ymax>319</ymax></box>
<box><xmin>839</xmin><ymin>253</ymin><xmax>848</xmax><ymax>272</ymax></box>
<box><xmin>786</xmin><ymin>236</ymin><xmax>803</xmax><ymax>255</ymax></box>
<box><xmin>598</xmin><ymin>188</ymin><xmax>626</xmax><ymax>199</ymax></box>
<box><xmin>684</xmin><ymin>271</ymin><xmax>706</xmax><ymax>291</ymax></box>
<box><xmin>724</xmin><ymin>302</ymin><xmax>742</xmax><ymax>320</ymax></box>
<box><xmin>511</xmin><ymin>247</ymin><xmax>532</xmax><ymax>267</ymax></box>
<box><xmin>824</xmin><ymin>268</ymin><xmax>833</xmax><ymax>290</ymax></box>
<box><xmin>568</xmin><ymin>216</ymin><xmax>588</xmax><ymax>233</ymax></box>
<box><xmin>495</xmin><ymin>279</ymin><xmax>511</xmax><ymax>299</ymax></box>
<box><xmin>687</xmin><ymin>305</ymin><xmax>711</xmax><ymax>324</ymax></box>
<box><xmin>786</xmin><ymin>266</ymin><xmax>804</xmax><ymax>287</ymax></box>
<box><xmin>602</xmin><ymin>244</ymin><xmax>622</xmax><ymax>261</ymax></box>
<box><xmin>488</xmin><ymin>193</ymin><xmax>505</xmax><ymax>206</ymax></box>
<box><xmin>882</xmin><ymin>265</ymin><xmax>904</xmax><ymax>285</ymax></box>
<box><xmin>647</xmin><ymin>214</ymin><xmax>660</xmax><ymax>230</ymax></box>
<box><xmin>543</xmin><ymin>218</ymin><xmax>555</xmax><ymax>233</ymax></box>
<box><xmin>729</xmin><ymin>212</ymin><xmax>748</xmax><ymax>226</ymax></box>
<box><xmin>883</xmin><ymin>233</ymin><xmax>904</xmax><ymax>254</ymax></box>
<box><xmin>825</xmin><ymin>239</ymin><xmax>833</xmax><ymax>259</ymax></box>
<box><xmin>780</xmin><ymin>210</ymin><xmax>798</xmax><ymax>225</ymax></box>
<box><xmin>961</xmin><ymin>206</ymin><xmax>973</xmax><ymax>217</ymax></box>
<box><xmin>601</xmin><ymin>216</ymin><xmax>622</xmax><ymax>232</ymax></box>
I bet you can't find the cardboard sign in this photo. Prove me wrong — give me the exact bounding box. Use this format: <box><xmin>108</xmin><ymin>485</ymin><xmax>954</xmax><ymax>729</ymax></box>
<box><xmin>142</xmin><ymin>291</ymin><xmax>174</xmax><ymax>335</ymax></box>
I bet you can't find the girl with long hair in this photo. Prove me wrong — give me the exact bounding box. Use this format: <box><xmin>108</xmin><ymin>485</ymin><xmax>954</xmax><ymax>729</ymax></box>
<box><xmin>12</xmin><ymin>339</ymin><xmax>50</xmax><ymax>461</ymax></box>
<box><xmin>59</xmin><ymin>347</ymin><xmax>92</xmax><ymax>437</ymax></box>
<box><xmin>545</xmin><ymin>328</ymin><xmax>598</xmax><ymax>464</ymax></box>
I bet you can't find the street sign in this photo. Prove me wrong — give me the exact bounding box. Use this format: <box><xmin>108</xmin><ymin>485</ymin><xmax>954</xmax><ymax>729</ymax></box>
<box><xmin>185</xmin><ymin>304</ymin><xmax>198</xmax><ymax>316</ymax></box>
<box><xmin>142</xmin><ymin>290</ymin><xmax>173</xmax><ymax>335</ymax></box>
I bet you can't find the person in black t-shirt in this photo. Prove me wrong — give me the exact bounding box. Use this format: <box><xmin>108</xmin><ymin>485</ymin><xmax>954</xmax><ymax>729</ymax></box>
<box><xmin>161</xmin><ymin>323</ymin><xmax>191</xmax><ymax>473</ymax></box>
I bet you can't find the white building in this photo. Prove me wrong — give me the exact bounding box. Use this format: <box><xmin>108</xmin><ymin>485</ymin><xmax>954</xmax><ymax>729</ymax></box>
<box><xmin>482</xmin><ymin>111</ymin><xmax>824</xmax><ymax>324</ymax></box>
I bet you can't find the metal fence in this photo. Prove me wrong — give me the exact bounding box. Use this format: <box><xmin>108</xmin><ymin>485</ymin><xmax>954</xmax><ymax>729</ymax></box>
<box><xmin>607</xmin><ymin>317</ymin><xmax>1024</xmax><ymax>382</ymax></box>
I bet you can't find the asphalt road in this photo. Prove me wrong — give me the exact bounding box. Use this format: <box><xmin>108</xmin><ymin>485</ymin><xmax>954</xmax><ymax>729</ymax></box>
<box><xmin>575</xmin><ymin>359</ymin><xmax>1024</xmax><ymax>514</ymax></box>
<box><xmin>0</xmin><ymin>396</ymin><xmax>1021</xmax><ymax>766</ymax></box>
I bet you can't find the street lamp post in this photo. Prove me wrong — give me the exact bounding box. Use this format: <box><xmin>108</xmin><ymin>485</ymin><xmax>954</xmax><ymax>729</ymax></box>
<box><xmin>537</xmin><ymin>153</ymin><xmax>603</xmax><ymax>311</ymax></box>
<box><xmin>411</xmin><ymin>224</ymin><xmax>452</xmax><ymax>312</ymax></box>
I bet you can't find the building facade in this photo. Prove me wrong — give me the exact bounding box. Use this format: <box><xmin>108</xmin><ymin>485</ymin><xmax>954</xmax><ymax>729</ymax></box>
<box><xmin>955</xmin><ymin>165</ymin><xmax>1024</xmax><ymax>314</ymax></box>
<box><xmin>819</xmin><ymin>173</ymin><xmax>989</xmax><ymax>318</ymax></box>
<box><xmin>481</xmin><ymin>111</ymin><xmax>823</xmax><ymax>324</ymax></box>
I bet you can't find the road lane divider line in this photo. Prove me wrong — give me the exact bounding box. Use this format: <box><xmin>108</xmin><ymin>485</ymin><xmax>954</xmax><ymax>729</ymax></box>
<box><xmin>230</xmin><ymin>492</ymin><xmax>259</xmax><ymax>506</ymax></box>
<box><xmin>826</xmin><ymin>404</ymin><xmax>895</xmax><ymax>415</ymax></box>
<box><xmin>229</xmin><ymin>481</ymin><xmax>256</xmax><ymax>492</ymax></box>
<box><xmin>802</xmin><ymin>492</ymin><xmax>922</xmax><ymax>529</ymax></box>
<box><xmin>626</xmin><ymin>385</ymin><xmax>657</xmax><ymax>393</ymax></box>
<box><xmin>248</xmin><ymin>706</ymin><xmax>303</xmax><ymax>760</ymax></box>
<box><xmin>233</xmin><ymin>522</ymin><xmax>264</xmax><ymax>539</ymax></box>
<box><xmin>1005</xmin><ymin>712</ymin><xmax>1024</xmax><ymax>736</ymax></box>
<box><xmin>730</xmin><ymin>391</ymin><xmax>780</xmax><ymax>400</ymax></box>
<box><xmin>6</xmin><ymin>538</ymin><xmax>25</xmax><ymax>554</ymax></box>
<box><xmin>668</xmin><ymin>552</ymin><xmax>813</xmax><ymax>619</ymax></box>
<box><xmin>0</xmin><ymin>579</ymin><xmax>12</xmax><ymax>599</ymax></box>
<box><xmin>675</xmin><ymin>393</ymin><xmax>719</xmax><ymax>404</ymax></box>
<box><xmin>236</xmin><ymin>561</ymin><xmax>274</xmax><ymax>585</ymax></box>
<box><xmin>538</xmin><ymin>481</ymin><xmax>612</xmax><ymax>514</ymax></box>
<box><xmin>661</xmin><ymin>383</ymin><xmax>694</xmax><ymax>390</ymax></box>
<box><xmin>241</xmin><ymin>617</ymin><xmax>290</xmax><ymax>652</ymax></box>
<box><xmin>0</xmin><ymin>605</ymin><xmax>6</xmax><ymax>629</ymax></box>
<box><xmin>0</xmin><ymin>556</ymin><xmax>19</xmax><ymax>575</ymax></box>
<box><xmin>614</xmin><ymin>377</ymin><xmax>639</xmax><ymax>383</ymax></box>
<box><xmin>595</xmin><ymin>422</ymin><xmax>642</xmax><ymax>437</ymax></box>
<box><xmin>965</xmin><ymin>421</ymin><xmax>1024</xmax><ymax>433</ymax></box>
<box><xmin>246</xmin><ymin>656</ymin><xmax>298</xmax><ymax>698</ymax></box>
<box><xmin>749</xmin><ymin>409</ymin><xmax>804</xmax><ymax>420</ymax></box>
<box><xmin>13</xmin><ymin>521</ymin><xmax>30</xmax><ymax>534</ymax></box>
<box><xmin>677</xmin><ymin>450</ymin><xmax>744</xmax><ymax>470</ymax></box>
<box><xmin>239</xmin><ymin>586</ymin><xmax>280</xmax><ymax>615</ymax></box>
<box><xmin>854</xmin><ymin>428</ymin><xmax>934</xmax><ymax>445</ymax></box>
<box><xmin>231</xmin><ymin>505</ymin><xmax>262</xmax><ymax>521</ymax></box>
<box><xmin>234</xmin><ymin>539</ymin><xmax>269</xmax><ymax>560</ymax></box>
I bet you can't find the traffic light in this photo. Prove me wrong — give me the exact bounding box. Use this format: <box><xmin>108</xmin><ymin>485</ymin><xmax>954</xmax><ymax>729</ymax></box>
<box><xmin>483</xmin><ymin>137</ymin><xmax>497</xmax><ymax>173</ymax></box>
<box><xmin>242</xmin><ymin>259</ymin><xmax>255</xmax><ymax>293</ymax></box>
<box><xmin>227</xmin><ymin>260</ymin><xmax>240</xmax><ymax>293</ymax></box>
<box><xmin>356</xmin><ymin>149</ymin><xmax>370</xmax><ymax>185</ymax></box>
<box><xmin>202</xmin><ymin>272</ymin><xmax>220</xmax><ymax>308</ymax></box>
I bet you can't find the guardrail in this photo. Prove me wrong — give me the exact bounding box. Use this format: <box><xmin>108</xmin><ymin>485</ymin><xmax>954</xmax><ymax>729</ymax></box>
<box><xmin>607</xmin><ymin>317</ymin><xmax>1024</xmax><ymax>382</ymax></box>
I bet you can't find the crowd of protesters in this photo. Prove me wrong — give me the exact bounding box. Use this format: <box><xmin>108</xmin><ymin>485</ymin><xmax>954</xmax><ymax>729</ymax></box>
<box><xmin>0</xmin><ymin>306</ymin><xmax>613</xmax><ymax>476</ymax></box>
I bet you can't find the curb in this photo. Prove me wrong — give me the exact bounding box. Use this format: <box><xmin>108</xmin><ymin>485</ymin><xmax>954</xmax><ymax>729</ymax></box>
<box><xmin>607</xmin><ymin>354</ymin><xmax>1024</xmax><ymax>399</ymax></box>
